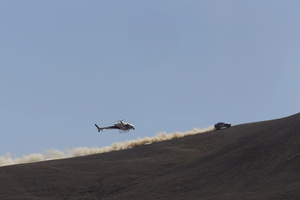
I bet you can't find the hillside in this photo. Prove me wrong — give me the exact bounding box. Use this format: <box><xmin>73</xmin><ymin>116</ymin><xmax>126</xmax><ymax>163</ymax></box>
<box><xmin>0</xmin><ymin>113</ymin><xmax>299</xmax><ymax>200</ymax></box>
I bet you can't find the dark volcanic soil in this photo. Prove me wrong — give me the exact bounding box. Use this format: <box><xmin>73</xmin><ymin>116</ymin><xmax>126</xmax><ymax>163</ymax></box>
<box><xmin>0</xmin><ymin>113</ymin><xmax>300</xmax><ymax>200</ymax></box>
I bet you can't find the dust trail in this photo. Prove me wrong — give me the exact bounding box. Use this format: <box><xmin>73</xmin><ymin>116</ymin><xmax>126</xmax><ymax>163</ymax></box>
<box><xmin>0</xmin><ymin>126</ymin><xmax>214</xmax><ymax>167</ymax></box>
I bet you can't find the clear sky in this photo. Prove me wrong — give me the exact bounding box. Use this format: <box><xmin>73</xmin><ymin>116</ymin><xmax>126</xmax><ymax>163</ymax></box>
<box><xmin>1</xmin><ymin>1</ymin><xmax>299</xmax><ymax>157</ymax></box>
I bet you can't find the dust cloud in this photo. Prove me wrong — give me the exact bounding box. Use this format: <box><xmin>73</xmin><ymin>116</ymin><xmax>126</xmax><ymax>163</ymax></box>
<box><xmin>0</xmin><ymin>126</ymin><xmax>214</xmax><ymax>167</ymax></box>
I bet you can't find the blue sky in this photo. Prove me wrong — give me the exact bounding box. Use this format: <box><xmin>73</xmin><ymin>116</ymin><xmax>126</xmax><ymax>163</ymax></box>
<box><xmin>1</xmin><ymin>1</ymin><xmax>299</xmax><ymax>157</ymax></box>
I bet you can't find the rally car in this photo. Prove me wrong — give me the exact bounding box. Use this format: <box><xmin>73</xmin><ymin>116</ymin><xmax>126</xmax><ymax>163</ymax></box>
<box><xmin>214</xmin><ymin>122</ymin><xmax>231</xmax><ymax>130</ymax></box>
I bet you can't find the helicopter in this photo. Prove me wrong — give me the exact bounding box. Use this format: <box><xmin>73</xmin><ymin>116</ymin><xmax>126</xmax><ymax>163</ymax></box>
<box><xmin>95</xmin><ymin>120</ymin><xmax>135</xmax><ymax>132</ymax></box>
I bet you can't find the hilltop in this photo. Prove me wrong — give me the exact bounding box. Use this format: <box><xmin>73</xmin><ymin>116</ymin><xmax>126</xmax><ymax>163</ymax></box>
<box><xmin>0</xmin><ymin>113</ymin><xmax>299</xmax><ymax>200</ymax></box>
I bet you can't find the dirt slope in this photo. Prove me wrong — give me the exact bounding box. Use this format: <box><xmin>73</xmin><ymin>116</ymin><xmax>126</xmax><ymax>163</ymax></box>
<box><xmin>0</xmin><ymin>113</ymin><xmax>299</xmax><ymax>200</ymax></box>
